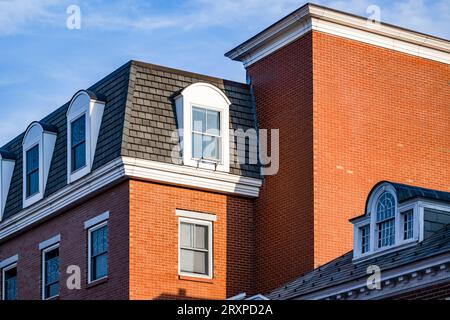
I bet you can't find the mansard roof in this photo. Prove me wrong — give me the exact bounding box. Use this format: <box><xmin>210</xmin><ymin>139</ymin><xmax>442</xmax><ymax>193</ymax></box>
<box><xmin>0</xmin><ymin>60</ymin><xmax>259</xmax><ymax>221</ymax></box>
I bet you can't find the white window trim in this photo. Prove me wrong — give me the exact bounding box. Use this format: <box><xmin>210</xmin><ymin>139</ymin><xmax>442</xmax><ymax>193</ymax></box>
<box><xmin>0</xmin><ymin>156</ymin><xmax>15</xmax><ymax>221</ymax></box>
<box><xmin>2</xmin><ymin>262</ymin><xmax>17</xmax><ymax>300</ymax></box>
<box><xmin>84</xmin><ymin>211</ymin><xmax>109</xmax><ymax>229</ymax></box>
<box><xmin>39</xmin><ymin>234</ymin><xmax>61</xmax><ymax>251</ymax></box>
<box><xmin>178</xmin><ymin>216</ymin><xmax>213</xmax><ymax>280</ymax></box>
<box><xmin>175</xmin><ymin>82</ymin><xmax>231</xmax><ymax>173</ymax></box>
<box><xmin>87</xmin><ymin>220</ymin><xmax>108</xmax><ymax>284</ymax></box>
<box><xmin>67</xmin><ymin>90</ymin><xmax>105</xmax><ymax>184</ymax></box>
<box><xmin>22</xmin><ymin>122</ymin><xmax>57</xmax><ymax>209</ymax></box>
<box><xmin>41</xmin><ymin>243</ymin><xmax>60</xmax><ymax>300</ymax></box>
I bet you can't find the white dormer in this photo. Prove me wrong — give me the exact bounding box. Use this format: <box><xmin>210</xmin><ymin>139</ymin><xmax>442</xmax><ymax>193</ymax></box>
<box><xmin>67</xmin><ymin>90</ymin><xmax>105</xmax><ymax>184</ymax></box>
<box><xmin>174</xmin><ymin>83</ymin><xmax>231</xmax><ymax>172</ymax></box>
<box><xmin>352</xmin><ymin>182</ymin><xmax>450</xmax><ymax>260</ymax></box>
<box><xmin>22</xmin><ymin>122</ymin><xmax>57</xmax><ymax>208</ymax></box>
<box><xmin>0</xmin><ymin>150</ymin><xmax>15</xmax><ymax>220</ymax></box>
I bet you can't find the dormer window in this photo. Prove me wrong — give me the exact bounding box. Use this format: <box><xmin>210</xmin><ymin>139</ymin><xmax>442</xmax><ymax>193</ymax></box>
<box><xmin>174</xmin><ymin>83</ymin><xmax>230</xmax><ymax>172</ymax></box>
<box><xmin>22</xmin><ymin>122</ymin><xmax>57</xmax><ymax>208</ymax></box>
<box><xmin>67</xmin><ymin>90</ymin><xmax>105</xmax><ymax>184</ymax></box>
<box><xmin>375</xmin><ymin>192</ymin><xmax>396</xmax><ymax>248</ymax></box>
<box><xmin>0</xmin><ymin>150</ymin><xmax>15</xmax><ymax>221</ymax></box>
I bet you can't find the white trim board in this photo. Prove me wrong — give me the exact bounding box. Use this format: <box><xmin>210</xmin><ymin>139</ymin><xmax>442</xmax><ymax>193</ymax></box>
<box><xmin>0</xmin><ymin>254</ymin><xmax>18</xmax><ymax>269</ymax></box>
<box><xmin>0</xmin><ymin>156</ymin><xmax>262</xmax><ymax>241</ymax></box>
<box><xmin>84</xmin><ymin>211</ymin><xmax>109</xmax><ymax>229</ymax></box>
<box><xmin>38</xmin><ymin>234</ymin><xmax>60</xmax><ymax>250</ymax></box>
<box><xmin>225</xmin><ymin>3</ymin><xmax>450</xmax><ymax>67</ymax></box>
<box><xmin>176</xmin><ymin>209</ymin><xmax>217</xmax><ymax>222</ymax></box>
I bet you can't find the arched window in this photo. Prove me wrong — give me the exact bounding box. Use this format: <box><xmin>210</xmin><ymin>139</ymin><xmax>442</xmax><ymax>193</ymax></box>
<box><xmin>376</xmin><ymin>192</ymin><xmax>396</xmax><ymax>248</ymax></box>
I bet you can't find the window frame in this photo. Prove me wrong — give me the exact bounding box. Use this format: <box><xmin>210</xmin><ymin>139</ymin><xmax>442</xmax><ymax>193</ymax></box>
<box><xmin>25</xmin><ymin>143</ymin><xmax>40</xmax><ymax>198</ymax></box>
<box><xmin>2</xmin><ymin>263</ymin><xmax>17</xmax><ymax>301</ymax></box>
<box><xmin>178</xmin><ymin>216</ymin><xmax>213</xmax><ymax>279</ymax></box>
<box><xmin>41</xmin><ymin>243</ymin><xmax>60</xmax><ymax>300</ymax></box>
<box><xmin>191</xmin><ymin>105</ymin><xmax>222</xmax><ymax>162</ymax></box>
<box><xmin>87</xmin><ymin>221</ymin><xmax>109</xmax><ymax>284</ymax></box>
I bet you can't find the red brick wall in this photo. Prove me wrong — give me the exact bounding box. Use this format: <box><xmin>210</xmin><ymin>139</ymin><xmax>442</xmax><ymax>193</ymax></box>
<box><xmin>0</xmin><ymin>181</ymin><xmax>129</xmax><ymax>300</ymax></box>
<box><xmin>247</xmin><ymin>33</ymin><xmax>315</xmax><ymax>294</ymax></box>
<box><xmin>129</xmin><ymin>180</ymin><xmax>255</xmax><ymax>300</ymax></box>
<box><xmin>312</xmin><ymin>31</ymin><xmax>450</xmax><ymax>267</ymax></box>
<box><xmin>247</xmin><ymin>30</ymin><xmax>450</xmax><ymax>293</ymax></box>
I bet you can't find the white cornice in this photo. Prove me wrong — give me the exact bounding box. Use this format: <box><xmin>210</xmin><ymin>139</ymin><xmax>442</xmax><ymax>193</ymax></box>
<box><xmin>0</xmin><ymin>157</ymin><xmax>262</xmax><ymax>241</ymax></box>
<box><xmin>225</xmin><ymin>3</ymin><xmax>450</xmax><ymax>67</ymax></box>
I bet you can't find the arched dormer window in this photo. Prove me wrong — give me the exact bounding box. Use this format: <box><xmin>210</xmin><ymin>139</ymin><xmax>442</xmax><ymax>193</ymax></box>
<box><xmin>67</xmin><ymin>90</ymin><xmax>105</xmax><ymax>184</ymax></box>
<box><xmin>22</xmin><ymin>122</ymin><xmax>57</xmax><ymax>208</ymax></box>
<box><xmin>352</xmin><ymin>182</ymin><xmax>420</xmax><ymax>260</ymax></box>
<box><xmin>174</xmin><ymin>83</ymin><xmax>231</xmax><ymax>172</ymax></box>
<box><xmin>0</xmin><ymin>150</ymin><xmax>15</xmax><ymax>220</ymax></box>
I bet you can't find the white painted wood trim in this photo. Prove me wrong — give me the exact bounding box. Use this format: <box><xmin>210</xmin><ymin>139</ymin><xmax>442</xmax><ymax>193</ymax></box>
<box><xmin>176</xmin><ymin>209</ymin><xmax>217</xmax><ymax>222</ymax></box>
<box><xmin>84</xmin><ymin>211</ymin><xmax>110</xmax><ymax>229</ymax></box>
<box><xmin>0</xmin><ymin>254</ymin><xmax>18</xmax><ymax>269</ymax></box>
<box><xmin>38</xmin><ymin>234</ymin><xmax>61</xmax><ymax>250</ymax></box>
<box><xmin>226</xmin><ymin>3</ymin><xmax>450</xmax><ymax>66</ymax></box>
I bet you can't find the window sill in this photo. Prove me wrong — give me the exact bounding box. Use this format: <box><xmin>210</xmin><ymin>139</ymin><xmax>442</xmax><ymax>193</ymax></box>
<box><xmin>86</xmin><ymin>276</ymin><xmax>108</xmax><ymax>289</ymax></box>
<box><xmin>178</xmin><ymin>274</ymin><xmax>214</xmax><ymax>284</ymax></box>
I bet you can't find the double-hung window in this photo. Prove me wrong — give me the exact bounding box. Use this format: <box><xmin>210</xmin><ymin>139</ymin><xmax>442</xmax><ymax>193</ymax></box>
<box><xmin>192</xmin><ymin>107</ymin><xmax>221</xmax><ymax>161</ymax></box>
<box><xmin>360</xmin><ymin>225</ymin><xmax>370</xmax><ymax>254</ymax></box>
<box><xmin>402</xmin><ymin>210</ymin><xmax>414</xmax><ymax>240</ymax></box>
<box><xmin>42</xmin><ymin>245</ymin><xmax>59</xmax><ymax>299</ymax></box>
<box><xmin>26</xmin><ymin>145</ymin><xmax>39</xmax><ymax>198</ymax></box>
<box><xmin>71</xmin><ymin>115</ymin><xmax>86</xmax><ymax>173</ymax></box>
<box><xmin>179</xmin><ymin>218</ymin><xmax>212</xmax><ymax>278</ymax></box>
<box><xmin>88</xmin><ymin>222</ymin><xmax>108</xmax><ymax>283</ymax></box>
<box><xmin>376</xmin><ymin>193</ymin><xmax>396</xmax><ymax>248</ymax></box>
<box><xmin>2</xmin><ymin>264</ymin><xmax>17</xmax><ymax>300</ymax></box>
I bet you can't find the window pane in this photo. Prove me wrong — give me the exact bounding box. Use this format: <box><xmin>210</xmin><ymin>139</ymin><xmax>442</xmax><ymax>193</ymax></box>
<box><xmin>192</xmin><ymin>108</ymin><xmax>206</xmax><ymax>133</ymax></box>
<box><xmin>360</xmin><ymin>225</ymin><xmax>370</xmax><ymax>254</ymax></box>
<box><xmin>92</xmin><ymin>225</ymin><xmax>108</xmax><ymax>256</ymax></box>
<box><xmin>378</xmin><ymin>219</ymin><xmax>395</xmax><ymax>248</ymax></box>
<box><xmin>206</xmin><ymin>110</ymin><xmax>220</xmax><ymax>136</ymax></box>
<box><xmin>44</xmin><ymin>247</ymin><xmax>59</xmax><ymax>299</ymax></box>
<box><xmin>46</xmin><ymin>283</ymin><xmax>59</xmax><ymax>299</ymax></box>
<box><xmin>71</xmin><ymin>116</ymin><xmax>86</xmax><ymax>146</ymax></box>
<box><xmin>26</xmin><ymin>145</ymin><xmax>39</xmax><ymax>173</ymax></box>
<box><xmin>376</xmin><ymin>193</ymin><xmax>396</xmax><ymax>221</ymax></box>
<box><xmin>27</xmin><ymin>171</ymin><xmax>39</xmax><ymax>197</ymax></box>
<box><xmin>180</xmin><ymin>223</ymin><xmax>192</xmax><ymax>247</ymax></box>
<box><xmin>180</xmin><ymin>249</ymin><xmax>208</xmax><ymax>275</ymax></box>
<box><xmin>192</xmin><ymin>133</ymin><xmax>203</xmax><ymax>159</ymax></box>
<box><xmin>403</xmin><ymin>210</ymin><xmax>414</xmax><ymax>240</ymax></box>
<box><xmin>72</xmin><ymin>142</ymin><xmax>86</xmax><ymax>171</ymax></box>
<box><xmin>202</xmin><ymin>136</ymin><xmax>219</xmax><ymax>160</ymax></box>
<box><xmin>194</xmin><ymin>225</ymin><xmax>208</xmax><ymax>250</ymax></box>
<box><xmin>93</xmin><ymin>253</ymin><xmax>108</xmax><ymax>280</ymax></box>
<box><xmin>4</xmin><ymin>267</ymin><xmax>17</xmax><ymax>300</ymax></box>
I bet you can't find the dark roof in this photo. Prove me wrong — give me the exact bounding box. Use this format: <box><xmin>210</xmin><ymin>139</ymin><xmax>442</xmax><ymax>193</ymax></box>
<box><xmin>0</xmin><ymin>149</ymin><xmax>15</xmax><ymax>160</ymax></box>
<box><xmin>267</xmin><ymin>224</ymin><xmax>450</xmax><ymax>300</ymax></box>
<box><xmin>0</xmin><ymin>60</ymin><xmax>259</xmax><ymax>220</ymax></box>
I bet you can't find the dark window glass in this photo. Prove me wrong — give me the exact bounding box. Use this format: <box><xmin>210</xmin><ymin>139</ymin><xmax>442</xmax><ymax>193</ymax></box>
<box><xmin>71</xmin><ymin>115</ymin><xmax>86</xmax><ymax>172</ymax></box>
<box><xmin>90</xmin><ymin>225</ymin><xmax>108</xmax><ymax>282</ymax></box>
<box><xmin>403</xmin><ymin>210</ymin><xmax>414</xmax><ymax>240</ymax></box>
<box><xmin>43</xmin><ymin>247</ymin><xmax>59</xmax><ymax>299</ymax></box>
<box><xmin>3</xmin><ymin>266</ymin><xmax>17</xmax><ymax>300</ymax></box>
<box><xmin>26</xmin><ymin>145</ymin><xmax>39</xmax><ymax>197</ymax></box>
<box><xmin>361</xmin><ymin>225</ymin><xmax>370</xmax><ymax>254</ymax></box>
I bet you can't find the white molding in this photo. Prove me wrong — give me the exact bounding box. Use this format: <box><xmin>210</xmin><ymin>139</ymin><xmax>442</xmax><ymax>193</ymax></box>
<box><xmin>0</xmin><ymin>254</ymin><xmax>18</xmax><ymax>269</ymax></box>
<box><xmin>38</xmin><ymin>234</ymin><xmax>61</xmax><ymax>250</ymax></box>
<box><xmin>298</xmin><ymin>252</ymin><xmax>450</xmax><ymax>300</ymax></box>
<box><xmin>176</xmin><ymin>209</ymin><xmax>217</xmax><ymax>222</ymax></box>
<box><xmin>122</xmin><ymin>156</ymin><xmax>261</xmax><ymax>197</ymax></box>
<box><xmin>0</xmin><ymin>158</ymin><xmax>15</xmax><ymax>221</ymax></box>
<box><xmin>225</xmin><ymin>4</ymin><xmax>450</xmax><ymax>66</ymax></box>
<box><xmin>0</xmin><ymin>156</ymin><xmax>261</xmax><ymax>242</ymax></box>
<box><xmin>84</xmin><ymin>211</ymin><xmax>109</xmax><ymax>229</ymax></box>
<box><xmin>178</xmin><ymin>216</ymin><xmax>213</xmax><ymax>279</ymax></box>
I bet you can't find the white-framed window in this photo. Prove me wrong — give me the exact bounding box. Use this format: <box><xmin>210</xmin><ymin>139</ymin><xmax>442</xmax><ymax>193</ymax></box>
<box><xmin>375</xmin><ymin>192</ymin><xmax>396</xmax><ymax>248</ymax></box>
<box><xmin>177</xmin><ymin>210</ymin><xmax>216</xmax><ymax>279</ymax></box>
<box><xmin>174</xmin><ymin>83</ymin><xmax>231</xmax><ymax>172</ymax></box>
<box><xmin>22</xmin><ymin>122</ymin><xmax>57</xmax><ymax>208</ymax></box>
<box><xmin>402</xmin><ymin>209</ymin><xmax>414</xmax><ymax>240</ymax></box>
<box><xmin>41</xmin><ymin>244</ymin><xmax>60</xmax><ymax>300</ymax></box>
<box><xmin>2</xmin><ymin>263</ymin><xmax>17</xmax><ymax>300</ymax></box>
<box><xmin>359</xmin><ymin>224</ymin><xmax>370</xmax><ymax>254</ymax></box>
<box><xmin>0</xmin><ymin>150</ymin><xmax>15</xmax><ymax>221</ymax></box>
<box><xmin>87</xmin><ymin>221</ymin><xmax>108</xmax><ymax>283</ymax></box>
<box><xmin>67</xmin><ymin>90</ymin><xmax>105</xmax><ymax>184</ymax></box>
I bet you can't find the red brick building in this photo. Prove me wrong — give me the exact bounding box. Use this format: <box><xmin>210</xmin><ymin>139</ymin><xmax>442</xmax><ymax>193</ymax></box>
<box><xmin>0</xmin><ymin>3</ymin><xmax>449</xmax><ymax>300</ymax></box>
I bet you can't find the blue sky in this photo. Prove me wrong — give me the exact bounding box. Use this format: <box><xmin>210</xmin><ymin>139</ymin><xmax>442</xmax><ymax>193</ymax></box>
<box><xmin>0</xmin><ymin>0</ymin><xmax>449</xmax><ymax>145</ymax></box>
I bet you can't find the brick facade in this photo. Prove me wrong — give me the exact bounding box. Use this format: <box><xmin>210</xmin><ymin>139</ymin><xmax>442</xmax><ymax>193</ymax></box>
<box><xmin>129</xmin><ymin>179</ymin><xmax>255</xmax><ymax>300</ymax></box>
<box><xmin>0</xmin><ymin>181</ymin><xmax>129</xmax><ymax>300</ymax></box>
<box><xmin>247</xmin><ymin>30</ymin><xmax>450</xmax><ymax>293</ymax></box>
